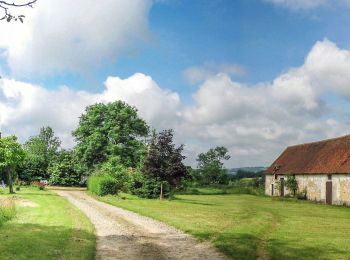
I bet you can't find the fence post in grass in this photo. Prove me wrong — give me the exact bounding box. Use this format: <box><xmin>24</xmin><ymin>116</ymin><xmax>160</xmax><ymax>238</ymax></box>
<box><xmin>160</xmin><ymin>182</ymin><xmax>163</xmax><ymax>200</ymax></box>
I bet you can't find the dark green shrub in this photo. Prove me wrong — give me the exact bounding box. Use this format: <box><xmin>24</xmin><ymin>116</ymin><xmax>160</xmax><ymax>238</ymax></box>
<box><xmin>127</xmin><ymin>171</ymin><xmax>169</xmax><ymax>198</ymax></box>
<box><xmin>88</xmin><ymin>175</ymin><xmax>118</xmax><ymax>196</ymax></box>
<box><xmin>296</xmin><ymin>188</ymin><xmax>307</xmax><ymax>200</ymax></box>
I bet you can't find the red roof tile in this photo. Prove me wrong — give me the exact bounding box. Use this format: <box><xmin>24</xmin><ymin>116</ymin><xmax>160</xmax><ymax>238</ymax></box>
<box><xmin>266</xmin><ymin>135</ymin><xmax>350</xmax><ymax>175</ymax></box>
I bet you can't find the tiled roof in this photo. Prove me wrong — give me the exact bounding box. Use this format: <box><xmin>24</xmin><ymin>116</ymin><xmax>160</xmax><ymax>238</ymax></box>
<box><xmin>266</xmin><ymin>135</ymin><xmax>350</xmax><ymax>175</ymax></box>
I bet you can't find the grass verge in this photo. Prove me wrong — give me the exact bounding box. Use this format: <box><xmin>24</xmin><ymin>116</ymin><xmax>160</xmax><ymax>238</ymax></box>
<box><xmin>0</xmin><ymin>187</ymin><xmax>95</xmax><ymax>259</ymax></box>
<box><xmin>93</xmin><ymin>192</ymin><xmax>350</xmax><ymax>260</ymax></box>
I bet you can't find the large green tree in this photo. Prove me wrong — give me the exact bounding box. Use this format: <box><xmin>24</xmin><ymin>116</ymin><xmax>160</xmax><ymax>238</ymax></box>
<box><xmin>143</xmin><ymin>129</ymin><xmax>189</xmax><ymax>197</ymax></box>
<box><xmin>0</xmin><ymin>136</ymin><xmax>25</xmax><ymax>193</ymax></box>
<box><xmin>196</xmin><ymin>146</ymin><xmax>230</xmax><ymax>185</ymax></box>
<box><xmin>73</xmin><ymin>101</ymin><xmax>149</xmax><ymax>172</ymax></box>
<box><xmin>21</xmin><ymin>126</ymin><xmax>61</xmax><ymax>180</ymax></box>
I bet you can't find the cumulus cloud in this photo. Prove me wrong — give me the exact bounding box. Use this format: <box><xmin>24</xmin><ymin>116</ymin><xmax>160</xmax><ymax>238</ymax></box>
<box><xmin>182</xmin><ymin>62</ymin><xmax>245</xmax><ymax>85</ymax></box>
<box><xmin>0</xmin><ymin>0</ymin><xmax>152</xmax><ymax>76</ymax></box>
<box><xmin>2</xmin><ymin>39</ymin><xmax>350</xmax><ymax>167</ymax></box>
<box><xmin>0</xmin><ymin>73</ymin><xmax>180</xmax><ymax>147</ymax></box>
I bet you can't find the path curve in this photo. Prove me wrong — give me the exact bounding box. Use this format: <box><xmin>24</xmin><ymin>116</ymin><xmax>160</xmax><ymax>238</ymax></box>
<box><xmin>53</xmin><ymin>190</ymin><xmax>229</xmax><ymax>260</ymax></box>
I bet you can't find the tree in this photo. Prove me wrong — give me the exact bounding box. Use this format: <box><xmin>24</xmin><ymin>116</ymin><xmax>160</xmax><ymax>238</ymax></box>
<box><xmin>0</xmin><ymin>0</ymin><xmax>37</xmax><ymax>23</ymax></box>
<box><xmin>143</xmin><ymin>129</ymin><xmax>189</xmax><ymax>198</ymax></box>
<box><xmin>0</xmin><ymin>136</ymin><xmax>25</xmax><ymax>193</ymax></box>
<box><xmin>20</xmin><ymin>126</ymin><xmax>61</xmax><ymax>180</ymax></box>
<box><xmin>285</xmin><ymin>175</ymin><xmax>298</xmax><ymax>196</ymax></box>
<box><xmin>196</xmin><ymin>146</ymin><xmax>230</xmax><ymax>185</ymax></box>
<box><xmin>73</xmin><ymin>101</ymin><xmax>149</xmax><ymax>172</ymax></box>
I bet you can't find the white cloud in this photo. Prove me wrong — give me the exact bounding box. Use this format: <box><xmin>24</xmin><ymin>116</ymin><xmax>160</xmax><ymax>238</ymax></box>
<box><xmin>265</xmin><ymin>0</ymin><xmax>350</xmax><ymax>10</ymax></box>
<box><xmin>264</xmin><ymin>0</ymin><xmax>328</xmax><ymax>10</ymax></box>
<box><xmin>0</xmin><ymin>0</ymin><xmax>152</xmax><ymax>76</ymax></box>
<box><xmin>0</xmin><ymin>73</ymin><xmax>179</xmax><ymax>147</ymax></box>
<box><xmin>183</xmin><ymin>62</ymin><xmax>245</xmax><ymax>85</ymax></box>
<box><xmin>2</xmin><ymin>39</ymin><xmax>350</xmax><ymax>167</ymax></box>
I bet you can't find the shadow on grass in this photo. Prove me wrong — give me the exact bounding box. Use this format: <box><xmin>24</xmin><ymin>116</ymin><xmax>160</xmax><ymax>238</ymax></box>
<box><xmin>193</xmin><ymin>231</ymin><xmax>348</xmax><ymax>260</ymax></box>
<box><xmin>0</xmin><ymin>223</ymin><xmax>95</xmax><ymax>259</ymax></box>
<box><xmin>172</xmin><ymin>197</ymin><xmax>216</xmax><ymax>206</ymax></box>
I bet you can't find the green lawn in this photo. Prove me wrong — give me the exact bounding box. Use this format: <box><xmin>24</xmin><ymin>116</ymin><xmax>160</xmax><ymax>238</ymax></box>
<box><xmin>0</xmin><ymin>187</ymin><xmax>95</xmax><ymax>260</ymax></box>
<box><xmin>96</xmin><ymin>193</ymin><xmax>350</xmax><ymax>260</ymax></box>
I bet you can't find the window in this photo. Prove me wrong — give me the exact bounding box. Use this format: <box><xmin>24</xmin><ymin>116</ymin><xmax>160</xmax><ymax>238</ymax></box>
<box><xmin>328</xmin><ymin>174</ymin><xmax>332</xmax><ymax>180</ymax></box>
<box><xmin>274</xmin><ymin>174</ymin><xmax>278</xmax><ymax>180</ymax></box>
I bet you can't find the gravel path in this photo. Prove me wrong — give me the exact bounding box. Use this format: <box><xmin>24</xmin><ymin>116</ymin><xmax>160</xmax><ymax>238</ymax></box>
<box><xmin>53</xmin><ymin>190</ymin><xmax>229</xmax><ymax>260</ymax></box>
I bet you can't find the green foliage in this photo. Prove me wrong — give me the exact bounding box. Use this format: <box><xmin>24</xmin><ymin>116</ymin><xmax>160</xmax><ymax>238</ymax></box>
<box><xmin>48</xmin><ymin>150</ymin><xmax>82</xmax><ymax>186</ymax></box>
<box><xmin>96</xmin><ymin>157</ymin><xmax>130</xmax><ymax>191</ymax></box>
<box><xmin>73</xmin><ymin>101</ymin><xmax>149</xmax><ymax>172</ymax></box>
<box><xmin>0</xmin><ymin>198</ymin><xmax>16</xmax><ymax>226</ymax></box>
<box><xmin>142</xmin><ymin>129</ymin><xmax>189</xmax><ymax>191</ymax></box>
<box><xmin>127</xmin><ymin>171</ymin><xmax>168</xmax><ymax>198</ymax></box>
<box><xmin>19</xmin><ymin>126</ymin><xmax>61</xmax><ymax>181</ymax></box>
<box><xmin>285</xmin><ymin>175</ymin><xmax>299</xmax><ymax>196</ymax></box>
<box><xmin>88</xmin><ymin>175</ymin><xmax>119</xmax><ymax>196</ymax></box>
<box><xmin>0</xmin><ymin>136</ymin><xmax>25</xmax><ymax>193</ymax></box>
<box><xmin>196</xmin><ymin>146</ymin><xmax>230</xmax><ymax>185</ymax></box>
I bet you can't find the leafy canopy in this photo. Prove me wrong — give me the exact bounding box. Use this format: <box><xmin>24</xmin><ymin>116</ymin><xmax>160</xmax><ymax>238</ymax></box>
<box><xmin>197</xmin><ymin>146</ymin><xmax>230</xmax><ymax>185</ymax></box>
<box><xmin>21</xmin><ymin>126</ymin><xmax>61</xmax><ymax>180</ymax></box>
<box><xmin>73</xmin><ymin>101</ymin><xmax>149</xmax><ymax>171</ymax></box>
<box><xmin>143</xmin><ymin>129</ymin><xmax>189</xmax><ymax>189</ymax></box>
<box><xmin>0</xmin><ymin>136</ymin><xmax>25</xmax><ymax>169</ymax></box>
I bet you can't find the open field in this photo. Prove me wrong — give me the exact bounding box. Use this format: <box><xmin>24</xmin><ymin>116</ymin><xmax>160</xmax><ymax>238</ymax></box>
<box><xmin>95</xmin><ymin>192</ymin><xmax>350</xmax><ymax>259</ymax></box>
<box><xmin>0</xmin><ymin>187</ymin><xmax>95</xmax><ymax>259</ymax></box>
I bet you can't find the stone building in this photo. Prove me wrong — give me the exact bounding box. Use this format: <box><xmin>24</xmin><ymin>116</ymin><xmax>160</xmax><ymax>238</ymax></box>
<box><xmin>265</xmin><ymin>135</ymin><xmax>350</xmax><ymax>205</ymax></box>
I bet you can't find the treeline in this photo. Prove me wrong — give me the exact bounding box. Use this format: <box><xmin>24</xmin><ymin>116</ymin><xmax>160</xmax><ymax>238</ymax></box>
<box><xmin>0</xmin><ymin>100</ymin><xmax>263</xmax><ymax>197</ymax></box>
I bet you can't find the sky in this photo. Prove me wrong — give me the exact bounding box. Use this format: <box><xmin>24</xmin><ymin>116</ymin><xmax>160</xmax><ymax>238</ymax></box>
<box><xmin>1</xmin><ymin>0</ymin><xmax>350</xmax><ymax>167</ymax></box>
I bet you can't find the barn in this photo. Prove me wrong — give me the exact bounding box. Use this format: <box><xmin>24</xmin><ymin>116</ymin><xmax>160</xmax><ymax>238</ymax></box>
<box><xmin>265</xmin><ymin>135</ymin><xmax>350</xmax><ymax>205</ymax></box>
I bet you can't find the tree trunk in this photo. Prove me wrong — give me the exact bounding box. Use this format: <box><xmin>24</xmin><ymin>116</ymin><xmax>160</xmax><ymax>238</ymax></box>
<box><xmin>7</xmin><ymin>169</ymin><xmax>14</xmax><ymax>194</ymax></box>
<box><xmin>160</xmin><ymin>182</ymin><xmax>163</xmax><ymax>200</ymax></box>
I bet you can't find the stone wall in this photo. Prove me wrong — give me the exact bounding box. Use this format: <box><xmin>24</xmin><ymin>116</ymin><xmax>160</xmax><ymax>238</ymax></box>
<box><xmin>266</xmin><ymin>174</ymin><xmax>350</xmax><ymax>205</ymax></box>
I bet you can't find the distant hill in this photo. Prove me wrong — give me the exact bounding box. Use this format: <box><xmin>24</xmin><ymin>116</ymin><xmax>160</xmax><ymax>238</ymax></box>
<box><xmin>228</xmin><ymin>167</ymin><xmax>267</xmax><ymax>175</ymax></box>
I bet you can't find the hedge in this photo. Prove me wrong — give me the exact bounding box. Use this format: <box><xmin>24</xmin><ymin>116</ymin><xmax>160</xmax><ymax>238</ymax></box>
<box><xmin>87</xmin><ymin>175</ymin><xmax>118</xmax><ymax>196</ymax></box>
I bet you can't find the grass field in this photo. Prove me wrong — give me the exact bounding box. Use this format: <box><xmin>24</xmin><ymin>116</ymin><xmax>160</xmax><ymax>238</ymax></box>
<box><xmin>96</xmin><ymin>192</ymin><xmax>350</xmax><ymax>260</ymax></box>
<box><xmin>0</xmin><ymin>187</ymin><xmax>95</xmax><ymax>259</ymax></box>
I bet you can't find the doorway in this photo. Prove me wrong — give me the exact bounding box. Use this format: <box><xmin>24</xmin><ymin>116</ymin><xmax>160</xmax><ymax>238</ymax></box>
<box><xmin>326</xmin><ymin>181</ymin><xmax>332</xmax><ymax>205</ymax></box>
<box><xmin>280</xmin><ymin>178</ymin><xmax>285</xmax><ymax>196</ymax></box>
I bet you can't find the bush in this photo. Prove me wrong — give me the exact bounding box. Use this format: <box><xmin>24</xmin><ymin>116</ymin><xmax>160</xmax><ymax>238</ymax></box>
<box><xmin>48</xmin><ymin>151</ymin><xmax>82</xmax><ymax>186</ymax></box>
<box><xmin>296</xmin><ymin>188</ymin><xmax>307</xmax><ymax>200</ymax></box>
<box><xmin>0</xmin><ymin>198</ymin><xmax>16</xmax><ymax>226</ymax></box>
<box><xmin>95</xmin><ymin>158</ymin><xmax>130</xmax><ymax>192</ymax></box>
<box><xmin>127</xmin><ymin>171</ymin><xmax>168</xmax><ymax>199</ymax></box>
<box><xmin>88</xmin><ymin>175</ymin><xmax>118</xmax><ymax>196</ymax></box>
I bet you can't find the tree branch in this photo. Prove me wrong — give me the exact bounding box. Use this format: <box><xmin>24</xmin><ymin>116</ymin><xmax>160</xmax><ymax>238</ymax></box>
<box><xmin>0</xmin><ymin>0</ymin><xmax>37</xmax><ymax>22</ymax></box>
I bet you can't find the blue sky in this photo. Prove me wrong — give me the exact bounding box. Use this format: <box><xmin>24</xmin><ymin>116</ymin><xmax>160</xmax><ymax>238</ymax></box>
<box><xmin>15</xmin><ymin>0</ymin><xmax>350</xmax><ymax>94</ymax></box>
<box><xmin>1</xmin><ymin>0</ymin><xmax>350</xmax><ymax>167</ymax></box>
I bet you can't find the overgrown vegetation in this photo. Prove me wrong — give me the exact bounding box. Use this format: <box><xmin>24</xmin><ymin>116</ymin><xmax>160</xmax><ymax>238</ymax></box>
<box><xmin>0</xmin><ymin>197</ymin><xmax>16</xmax><ymax>225</ymax></box>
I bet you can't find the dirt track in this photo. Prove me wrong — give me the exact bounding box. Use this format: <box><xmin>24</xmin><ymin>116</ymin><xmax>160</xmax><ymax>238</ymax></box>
<box><xmin>53</xmin><ymin>190</ymin><xmax>229</xmax><ymax>260</ymax></box>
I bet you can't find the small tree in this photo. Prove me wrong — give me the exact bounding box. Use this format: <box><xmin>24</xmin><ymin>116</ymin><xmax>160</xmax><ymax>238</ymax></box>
<box><xmin>0</xmin><ymin>136</ymin><xmax>25</xmax><ymax>193</ymax></box>
<box><xmin>285</xmin><ymin>175</ymin><xmax>298</xmax><ymax>196</ymax></box>
<box><xmin>196</xmin><ymin>146</ymin><xmax>230</xmax><ymax>185</ymax></box>
<box><xmin>143</xmin><ymin>129</ymin><xmax>189</xmax><ymax>199</ymax></box>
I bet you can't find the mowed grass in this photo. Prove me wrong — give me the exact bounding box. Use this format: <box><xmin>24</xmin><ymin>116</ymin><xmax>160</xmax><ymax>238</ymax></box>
<box><xmin>96</xmin><ymin>193</ymin><xmax>350</xmax><ymax>259</ymax></box>
<box><xmin>0</xmin><ymin>187</ymin><xmax>95</xmax><ymax>260</ymax></box>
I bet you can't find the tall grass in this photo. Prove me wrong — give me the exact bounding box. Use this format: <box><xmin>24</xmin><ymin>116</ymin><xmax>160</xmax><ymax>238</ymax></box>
<box><xmin>88</xmin><ymin>175</ymin><xmax>118</xmax><ymax>196</ymax></box>
<box><xmin>0</xmin><ymin>198</ymin><xmax>16</xmax><ymax>225</ymax></box>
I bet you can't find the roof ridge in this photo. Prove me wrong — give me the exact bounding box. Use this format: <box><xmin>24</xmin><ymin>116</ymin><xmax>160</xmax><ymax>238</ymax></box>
<box><xmin>287</xmin><ymin>134</ymin><xmax>350</xmax><ymax>149</ymax></box>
